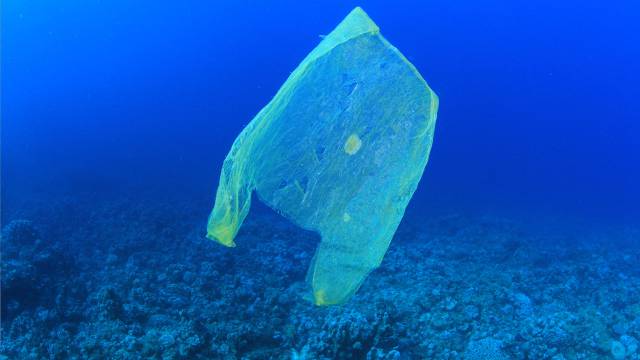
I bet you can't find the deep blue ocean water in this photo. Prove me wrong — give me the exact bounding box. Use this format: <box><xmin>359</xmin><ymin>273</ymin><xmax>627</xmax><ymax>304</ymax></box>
<box><xmin>2</xmin><ymin>1</ymin><xmax>639</xmax><ymax>359</ymax></box>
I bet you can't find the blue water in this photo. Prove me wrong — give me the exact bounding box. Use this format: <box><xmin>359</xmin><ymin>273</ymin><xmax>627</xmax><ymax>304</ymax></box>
<box><xmin>2</xmin><ymin>1</ymin><xmax>639</xmax><ymax>359</ymax></box>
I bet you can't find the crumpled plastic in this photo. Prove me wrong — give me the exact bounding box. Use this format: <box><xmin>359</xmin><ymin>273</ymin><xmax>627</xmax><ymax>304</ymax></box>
<box><xmin>207</xmin><ymin>7</ymin><xmax>438</xmax><ymax>305</ymax></box>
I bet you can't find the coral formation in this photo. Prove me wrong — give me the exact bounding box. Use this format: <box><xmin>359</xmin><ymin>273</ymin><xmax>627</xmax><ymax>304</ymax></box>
<box><xmin>1</xmin><ymin>196</ymin><xmax>639</xmax><ymax>359</ymax></box>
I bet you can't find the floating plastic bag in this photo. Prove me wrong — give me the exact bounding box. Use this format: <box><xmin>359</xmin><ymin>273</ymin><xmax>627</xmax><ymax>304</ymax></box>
<box><xmin>207</xmin><ymin>7</ymin><xmax>438</xmax><ymax>305</ymax></box>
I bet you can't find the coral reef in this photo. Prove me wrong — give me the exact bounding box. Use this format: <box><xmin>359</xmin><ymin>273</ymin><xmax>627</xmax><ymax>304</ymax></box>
<box><xmin>1</xmin><ymin>197</ymin><xmax>639</xmax><ymax>359</ymax></box>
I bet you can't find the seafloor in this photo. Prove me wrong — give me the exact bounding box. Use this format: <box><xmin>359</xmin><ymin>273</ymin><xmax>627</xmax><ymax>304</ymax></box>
<box><xmin>1</xmin><ymin>195</ymin><xmax>638</xmax><ymax>359</ymax></box>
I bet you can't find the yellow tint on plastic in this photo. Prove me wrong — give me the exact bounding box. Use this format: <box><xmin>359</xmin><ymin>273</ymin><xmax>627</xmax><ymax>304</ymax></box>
<box><xmin>206</xmin><ymin>7</ymin><xmax>438</xmax><ymax>305</ymax></box>
<box><xmin>344</xmin><ymin>134</ymin><xmax>362</xmax><ymax>155</ymax></box>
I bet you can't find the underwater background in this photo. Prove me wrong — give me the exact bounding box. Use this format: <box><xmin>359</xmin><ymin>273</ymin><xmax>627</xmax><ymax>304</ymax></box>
<box><xmin>2</xmin><ymin>0</ymin><xmax>639</xmax><ymax>359</ymax></box>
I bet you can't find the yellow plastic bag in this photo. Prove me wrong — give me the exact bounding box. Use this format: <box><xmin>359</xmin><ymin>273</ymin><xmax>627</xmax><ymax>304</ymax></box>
<box><xmin>207</xmin><ymin>7</ymin><xmax>438</xmax><ymax>305</ymax></box>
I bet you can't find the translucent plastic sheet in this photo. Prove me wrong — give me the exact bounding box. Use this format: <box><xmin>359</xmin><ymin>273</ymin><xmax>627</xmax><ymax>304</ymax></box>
<box><xmin>207</xmin><ymin>7</ymin><xmax>438</xmax><ymax>305</ymax></box>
